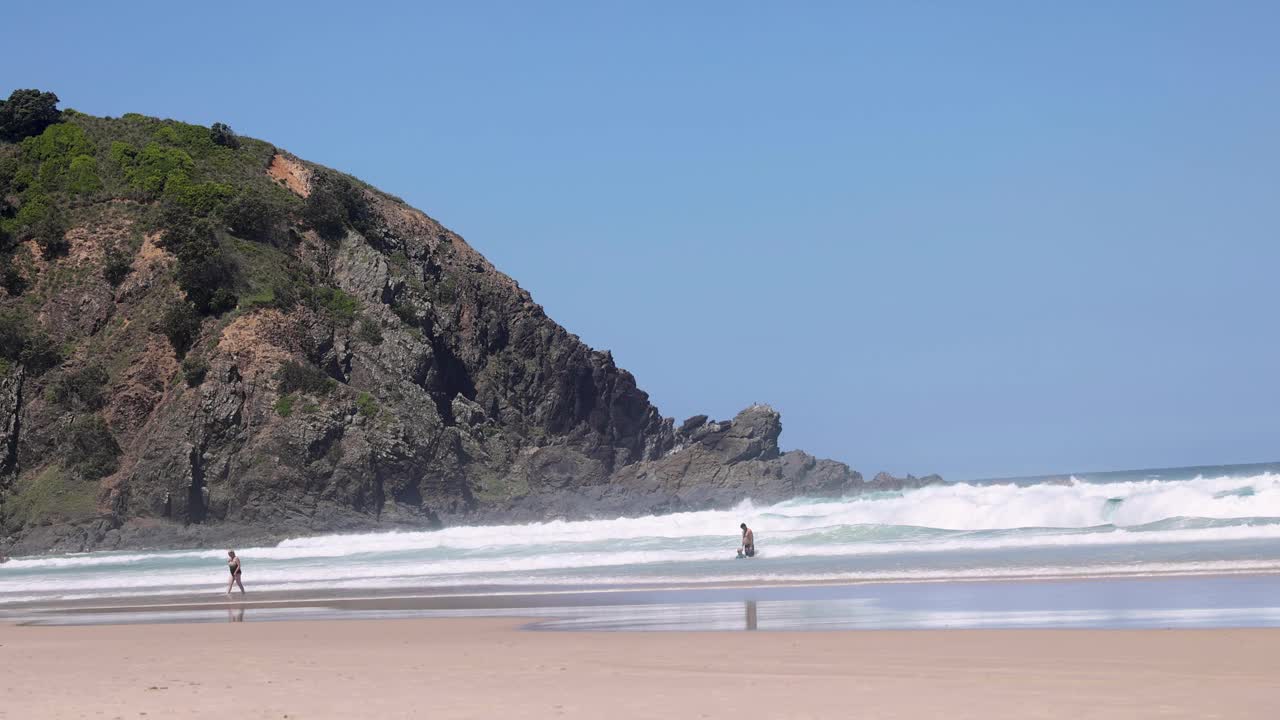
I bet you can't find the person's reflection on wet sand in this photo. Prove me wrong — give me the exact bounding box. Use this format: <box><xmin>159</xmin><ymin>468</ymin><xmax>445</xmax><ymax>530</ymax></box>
<box><xmin>227</xmin><ymin>606</ymin><xmax>245</xmax><ymax>623</ymax></box>
<box><xmin>745</xmin><ymin>600</ymin><xmax>758</xmax><ymax>630</ymax></box>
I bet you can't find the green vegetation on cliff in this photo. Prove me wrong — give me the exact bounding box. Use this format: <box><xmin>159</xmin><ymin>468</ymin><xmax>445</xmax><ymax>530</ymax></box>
<box><xmin>48</xmin><ymin>364</ymin><xmax>109</xmax><ymax>410</ymax></box>
<box><xmin>5</xmin><ymin>465</ymin><xmax>99</xmax><ymax>528</ymax></box>
<box><xmin>0</xmin><ymin>309</ymin><xmax>61</xmax><ymax>375</ymax></box>
<box><xmin>0</xmin><ymin>88</ymin><xmax>377</xmax><ymax>296</ymax></box>
<box><xmin>0</xmin><ymin>88</ymin><xmax>398</xmax><ymax>535</ymax></box>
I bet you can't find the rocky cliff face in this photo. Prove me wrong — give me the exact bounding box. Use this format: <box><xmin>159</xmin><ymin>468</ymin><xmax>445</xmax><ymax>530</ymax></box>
<box><xmin>0</xmin><ymin>110</ymin><xmax>939</xmax><ymax>554</ymax></box>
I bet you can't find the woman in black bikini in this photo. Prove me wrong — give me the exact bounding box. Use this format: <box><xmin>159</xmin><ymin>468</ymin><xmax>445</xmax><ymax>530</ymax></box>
<box><xmin>226</xmin><ymin>550</ymin><xmax>245</xmax><ymax>596</ymax></box>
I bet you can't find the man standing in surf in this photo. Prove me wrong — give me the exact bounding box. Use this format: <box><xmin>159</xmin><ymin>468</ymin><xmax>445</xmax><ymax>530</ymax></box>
<box><xmin>226</xmin><ymin>550</ymin><xmax>245</xmax><ymax>596</ymax></box>
<box><xmin>738</xmin><ymin>523</ymin><xmax>755</xmax><ymax>558</ymax></box>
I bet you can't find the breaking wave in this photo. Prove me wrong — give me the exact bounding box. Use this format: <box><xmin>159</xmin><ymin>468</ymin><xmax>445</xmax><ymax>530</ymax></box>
<box><xmin>3</xmin><ymin>470</ymin><xmax>1279</xmax><ymax>603</ymax></box>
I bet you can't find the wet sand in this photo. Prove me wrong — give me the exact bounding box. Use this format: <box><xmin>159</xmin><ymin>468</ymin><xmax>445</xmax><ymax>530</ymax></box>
<box><xmin>1</xmin><ymin>619</ymin><xmax>1276</xmax><ymax>719</ymax></box>
<box><xmin>10</xmin><ymin>573</ymin><xmax>1280</xmax><ymax>631</ymax></box>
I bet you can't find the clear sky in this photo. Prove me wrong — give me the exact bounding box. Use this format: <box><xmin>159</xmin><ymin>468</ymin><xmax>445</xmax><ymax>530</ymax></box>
<box><xmin>6</xmin><ymin>1</ymin><xmax>1278</xmax><ymax>479</ymax></box>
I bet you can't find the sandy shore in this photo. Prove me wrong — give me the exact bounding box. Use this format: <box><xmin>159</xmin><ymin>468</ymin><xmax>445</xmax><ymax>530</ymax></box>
<box><xmin>1</xmin><ymin>620</ymin><xmax>1276</xmax><ymax>720</ymax></box>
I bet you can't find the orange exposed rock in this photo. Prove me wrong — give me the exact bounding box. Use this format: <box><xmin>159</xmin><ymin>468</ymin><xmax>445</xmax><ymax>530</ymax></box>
<box><xmin>64</xmin><ymin>213</ymin><xmax>133</xmax><ymax>266</ymax></box>
<box><xmin>268</xmin><ymin>153</ymin><xmax>312</xmax><ymax>197</ymax></box>
<box><xmin>115</xmin><ymin>232</ymin><xmax>175</xmax><ymax>303</ymax></box>
<box><xmin>216</xmin><ymin>309</ymin><xmax>300</xmax><ymax>379</ymax></box>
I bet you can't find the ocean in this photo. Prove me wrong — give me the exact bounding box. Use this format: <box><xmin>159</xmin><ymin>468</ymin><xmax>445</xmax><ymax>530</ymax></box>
<box><xmin>4</xmin><ymin>461</ymin><xmax>1280</xmax><ymax>629</ymax></box>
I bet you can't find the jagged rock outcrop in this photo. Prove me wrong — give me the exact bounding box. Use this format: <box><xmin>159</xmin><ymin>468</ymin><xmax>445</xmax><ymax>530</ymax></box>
<box><xmin>494</xmin><ymin>405</ymin><xmax>881</xmax><ymax>520</ymax></box>
<box><xmin>0</xmin><ymin>368</ymin><xmax>21</xmax><ymax>480</ymax></box>
<box><xmin>869</xmin><ymin>471</ymin><xmax>944</xmax><ymax>491</ymax></box>
<box><xmin>0</xmin><ymin>110</ymin><xmax>941</xmax><ymax>554</ymax></box>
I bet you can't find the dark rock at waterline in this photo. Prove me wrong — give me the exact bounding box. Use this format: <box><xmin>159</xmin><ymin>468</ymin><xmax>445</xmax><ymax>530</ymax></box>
<box><xmin>453</xmin><ymin>405</ymin><xmax>937</xmax><ymax>522</ymax></box>
<box><xmin>870</xmin><ymin>472</ymin><xmax>944</xmax><ymax>490</ymax></box>
<box><xmin>2</xmin><ymin>404</ymin><xmax>944</xmax><ymax>555</ymax></box>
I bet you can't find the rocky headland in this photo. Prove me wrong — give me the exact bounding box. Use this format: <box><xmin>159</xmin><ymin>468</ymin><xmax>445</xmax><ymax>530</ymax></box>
<box><xmin>0</xmin><ymin>92</ymin><xmax>940</xmax><ymax>554</ymax></box>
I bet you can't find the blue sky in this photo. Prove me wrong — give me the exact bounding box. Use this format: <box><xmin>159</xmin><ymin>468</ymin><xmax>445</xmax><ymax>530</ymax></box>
<box><xmin>6</xmin><ymin>1</ymin><xmax>1278</xmax><ymax>479</ymax></box>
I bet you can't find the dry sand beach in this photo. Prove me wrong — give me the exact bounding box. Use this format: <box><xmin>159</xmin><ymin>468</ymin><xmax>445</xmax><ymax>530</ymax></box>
<box><xmin>2</xmin><ymin>619</ymin><xmax>1277</xmax><ymax>720</ymax></box>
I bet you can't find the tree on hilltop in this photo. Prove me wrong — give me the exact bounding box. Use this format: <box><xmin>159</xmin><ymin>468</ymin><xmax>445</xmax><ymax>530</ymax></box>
<box><xmin>210</xmin><ymin>122</ymin><xmax>240</xmax><ymax>149</ymax></box>
<box><xmin>0</xmin><ymin>89</ymin><xmax>62</xmax><ymax>142</ymax></box>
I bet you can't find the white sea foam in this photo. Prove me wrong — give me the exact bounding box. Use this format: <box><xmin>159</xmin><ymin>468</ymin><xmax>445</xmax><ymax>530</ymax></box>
<box><xmin>9</xmin><ymin>472</ymin><xmax>1280</xmax><ymax>569</ymax></box>
<box><xmin>2</xmin><ymin>471</ymin><xmax>1279</xmax><ymax>604</ymax></box>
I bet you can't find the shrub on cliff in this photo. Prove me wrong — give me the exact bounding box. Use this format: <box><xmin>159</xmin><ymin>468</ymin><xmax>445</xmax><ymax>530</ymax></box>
<box><xmin>24</xmin><ymin>333</ymin><xmax>60</xmax><ymax>375</ymax></box>
<box><xmin>1</xmin><ymin>263</ymin><xmax>27</xmax><ymax>296</ymax></box>
<box><xmin>0</xmin><ymin>151</ymin><xmax>15</xmax><ymax>188</ymax></box>
<box><xmin>102</xmin><ymin>246</ymin><xmax>132</xmax><ymax>286</ymax></box>
<box><xmin>13</xmin><ymin>195</ymin><xmax>69</xmax><ymax>259</ymax></box>
<box><xmin>147</xmin><ymin>199</ymin><xmax>193</xmax><ymax>238</ymax></box>
<box><xmin>302</xmin><ymin>172</ymin><xmax>377</xmax><ymax>242</ymax></box>
<box><xmin>390</xmin><ymin>299</ymin><xmax>421</xmax><ymax>330</ymax></box>
<box><xmin>64</xmin><ymin>414</ymin><xmax>121</xmax><ymax>480</ymax></box>
<box><xmin>277</xmin><ymin>360</ymin><xmax>334</xmax><ymax>395</ymax></box>
<box><xmin>356</xmin><ymin>318</ymin><xmax>383</xmax><ymax>345</ymax></box>
<box><xmin>66</xmin><ymin>154</ymin><xmax>101</xmax><ymax>194</ymax></box>
<box><xmin>156</xmin><ymin>211</ymin><xmax>236</xmax><ymax>314</ymax></box>
<box><xmin>32</xmin><ymin>209</ymin><xmax>69</xmax><ymax>259</ymax></box>
<box><xmin>182</xmin><ymin>355</ymin><xmax>209</xmax><ymax>387</ymax></box>
<box><xmin>209</xmin><ymin>287</ymin><xmax>238</xmax><ymax>314</ymax></box>
<box><xmin>338</xmin><ymin>181</ymin><xmax>377</xmax><ymax>239</ymax></box>
<box><xmin>160</xmin><ymin>302</ymin><xmax>201</xmax><ymax>357</ymax></box>
<box><xmin>113</xmin><ymin>137</ymin><xmax>232</xmax><ymax>213</ymax></box>
<box><xmin>169</xmin><ymin>179</ymin><xmax>235</xmax><ymax>215</ymax></box>
<box><xmin>356</xmin><ymin>391</ymin><xmax>378</xmax><ymax>418</ymax></box>
<box><xmin>0</xmin><ymin>310</ymin><xmax>27</xmax><ymax>353</ymax></box>
<box><xmin>175</xmin><ymin>232</ymin><xmax>234</xmax><ymax>313</ymax></box>
<box><xmin>49</xmin><ymin>365</ymin><xmax>109</xmax><ymax>410</ymax></box>
<box><xmin>274</xmin><ymin>393</ymin><xmax>296</xmax><ymax>417</ymax></box>
<box><xmin>20</xmin><ymin>123</ymin><xmax>97</xmax><ymax>194</ymax></box>
<box><xmin>122</xmin><ymin>142</ymin><xmax>194</xmax><ymax>197</ymax></box>
<box><xmin>302</xmin><ymin>179</ymin><xmax>348</xmax><ymax>241</ymax></box>
<box><xmin>12</xmin><ymin>193</ymin><xmax>47</xmax><ymax>226</ymax></box>
<box><xmin>0</xmin><ymin>309</ymin><xmax>61</xmax><ymax>374</ymax></box>
<box><xmin>0</xmin><ymin>89</ymin><xmax>61</xmax><ymax>142</ymax></box>
<box><xmin>222</xmin><ymin>189</ymin><xmax>277</xmax><ymax>242</ymax></box>
<box><xmin>311</xmin><ymin>287</ymin><xmax>357</xmax><ymax>325</ymax></box>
